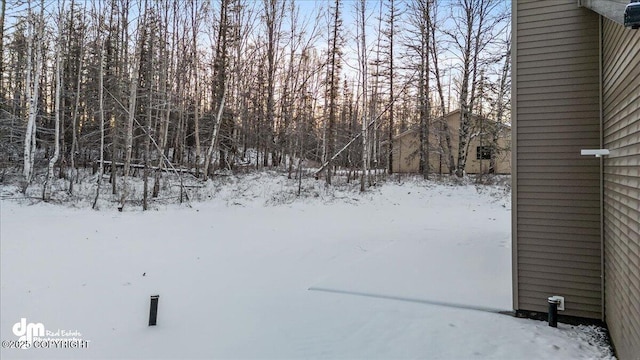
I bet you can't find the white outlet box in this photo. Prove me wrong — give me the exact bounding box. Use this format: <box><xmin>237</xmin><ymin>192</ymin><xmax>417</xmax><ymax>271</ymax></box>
<box><xmin>549</xmin><ymin>296</ymin><xmax>565</xmax><ymax>311</ymax></box>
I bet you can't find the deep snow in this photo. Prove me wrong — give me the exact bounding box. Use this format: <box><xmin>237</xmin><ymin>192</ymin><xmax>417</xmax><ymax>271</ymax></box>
<box><xmin>0</xmin><ymin>173</ymin><xmax>614</xmax><ymax>359</ymax></box>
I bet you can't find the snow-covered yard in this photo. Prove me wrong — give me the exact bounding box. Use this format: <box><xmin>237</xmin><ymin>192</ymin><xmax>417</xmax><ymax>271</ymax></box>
<box><xmin>0</xmin><ymin>173</ymin><xmax>614</xmax><ymax>359</ymax></box>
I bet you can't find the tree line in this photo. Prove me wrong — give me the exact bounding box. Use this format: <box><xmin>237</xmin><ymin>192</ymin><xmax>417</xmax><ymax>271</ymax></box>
<box><xmin>0</xmin><ymin>0</ymin><xmax>510</xmax><ymax>206</ymax></box>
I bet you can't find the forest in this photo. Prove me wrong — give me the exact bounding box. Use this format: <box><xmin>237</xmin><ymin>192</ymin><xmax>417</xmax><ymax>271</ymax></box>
<box><xmin>0</xmin><ymin>0</ymin><xmax>510</xmax><ymax>208</ymax></box>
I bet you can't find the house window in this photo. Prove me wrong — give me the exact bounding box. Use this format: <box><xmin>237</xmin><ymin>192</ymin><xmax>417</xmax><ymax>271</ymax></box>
<box><xmin>476</xmin><ymin>146</ymin><xmax>492</xmax><ymax>160</ymax></box>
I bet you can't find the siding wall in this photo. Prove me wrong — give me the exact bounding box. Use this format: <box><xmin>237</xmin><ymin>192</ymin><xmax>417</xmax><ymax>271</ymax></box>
<box><xmin>393</xmin><ymin>131</ymin><xmax>421</xmax><ymax>173</ymax></box>
<box><xmin>391</xmin><ymin>113</ymin><xmax>512</xmax><ymax>174</ymax></box>
<box><xmin>602</xmin><ymin>18</ymin><xmax>640</xmax><ymax>360</ymax></box>
<box><xmin>513</xmin><ymin>0</ymin><xmax>602</xmax><ymax>318</ymax></box>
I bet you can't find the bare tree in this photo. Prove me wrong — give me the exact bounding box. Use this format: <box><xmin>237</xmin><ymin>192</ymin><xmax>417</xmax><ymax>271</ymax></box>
<box><xmin>489</xmin><ymin>33</ymin><xmax>510</xmax><ymax>174</ymax></box>
<box><xmin>325</xmin><ymin>0</ymin><xmax>342</xmax><ymax>186</ymax></box>
<box><xmin>67</xmin><ymin>3</ymin><xmax>87</xmax><ymax>194</ymax></box>
<box><xmin>93</xmin><ymin>37</ymin><xmax>105</xmax><ymax>210</ymax></box>
<box><xmin>43</xmin><ymin>1</ymin><xmax>65</xmax><ymax>201</ymax></box>
<box><xmin>119</xmin><ymin>7</ymin><xmax>144</xmax><ymax>210</ymax></box>
<box><xmin>357</xmin><ymin>0</ymin><xmax>369</xmax><ymax>191</ymax></box>
<box><xmin>190</xmin><ymin>1</ymin><xmax>203</xmax><ymax>177</ymax></box>
<box><xmin>447</xmin><ymin>0</ymin><xmax>506</xmax><ymax>177</ymax></box>
<box><xmin>22</xmin><ymin>1</ymin><xmax>44</xmax><ymax>190</ymax></box>
<box><xmin>263</xmin><ymin>0</ymin><xmax>285</xmax><ymax>167</ymax></box>
<box><xmin>430</xmin><ymin>1</ymin><xmax>455</xmax><ymax>174</ymax></box>
<box><xmin>203</xmin><ymin>0</ymin><xmax>233</xmax><ymax>179</ymax></box>
<box><xmin>383</xmin><ymin>0</ymin><xmax>397</xmax><ymax>175</ymax></box>
<box><xmin>142</xmin><ymin>16</ymin><xmax>155</xmax><ymax>211</ymax></box>
<box><xmin>0</xmin><ymin>0</ymin><xmax>6</xmax><ymax>99</ymax></box>
<box><xmin>406</xmin><ymin>0</ymin><xmax>432</xmax><ymax>179</ymax></box>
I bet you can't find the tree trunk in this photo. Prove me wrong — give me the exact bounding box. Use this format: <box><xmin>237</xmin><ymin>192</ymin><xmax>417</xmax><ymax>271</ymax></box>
<box><xmin>93</xmin><ymin>42</ymin><xmax>105</xmax><ymax>210</ymax></box>
<box><xmin>43</xmin><ymin>19</ymin><xmax>63</xmax><ymax>201</ymax></box>
<box><xmin>143</xmin><ymin>95</ymin><xmax>151</xmax><ymax>211</ymax></box>
<box><xmin>387</xmin><ymin>0</ymin><xmax>395</xmax><ymax>175</ymax></box>
<box><xmin>491</xmin><ymin>39</ymin><xmax>510</xmax><ymax>174</ymax></box>
<box><xmin>203</xmin><ymin>88</ymin><xmax>226</xmax><ymax>179</ymax></box>
<box><xmin>358</xmin><ymin>0</ymin><xmax>368</xmax><ymax>192</ymax></box>
<box><xmin>23</xmin><ymin>7</ymin><xmax>43</xmax><ymax>190</ymax></box>
<box><xmin>430</xmin><ymin>4</ymin><xmax>454</xmax><ymax>175</ymax></box>
<box><xmin>455</xmin><ymin>3</ymin><xmax>474</xmax><ymax>178</ymax></box>
<box><xmin>0</xmin><ymin>0</ymin><xmax>6</xmax><ymax>100</ymax></box>
<box><xmin>120</xmin><ymin>24</ymin><xmax>144</xmax><ymax>210</ymax></box>
<box><xmin>69</xmin><ymin>25</ymin><xmax>84</xmax><ymax>194</ymax></box>
<box><xmin>326</xmin><ymin>0</ymin><xmax>341</xmax><ymax>186</ymax></box>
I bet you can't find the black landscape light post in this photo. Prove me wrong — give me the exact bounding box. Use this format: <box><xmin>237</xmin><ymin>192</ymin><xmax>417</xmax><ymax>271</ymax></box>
<box><xmin>149</xmin><ymin>295</ymin><xmax>159</xmax><ymax>326</ymax></box>
<box><xmin>547</xmin><ymin>297</ymin><xmax>559</xmax><ymax>328</ymax></box>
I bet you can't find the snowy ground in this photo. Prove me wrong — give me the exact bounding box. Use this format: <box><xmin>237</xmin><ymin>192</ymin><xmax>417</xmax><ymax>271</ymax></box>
<box><xmin>1</xmin><ymin>172</ymin><xmax>614</xmax><ymax>359</ymax></box>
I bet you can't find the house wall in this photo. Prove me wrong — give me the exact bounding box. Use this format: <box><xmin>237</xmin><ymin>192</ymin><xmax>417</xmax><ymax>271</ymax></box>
<box><xmin>464</xmin><ymin>131</ymin><xmax>512</xmax><ymax>174</ymax></box>
<box><xmin>601</xmin><ymin>17</ymin><xmax>640</xmax><ymax>360</ymax></box>
<box><xmin>392</xmin><ymin>131</ymin><xmax>421</xmax><ymax>173</ymax></box>
<box><xmin>513</xmin><ymin>0</ymin><xmax>603</xmax><ymax>319</ymax></box>
<box><xmin>391</xmin><ymin>112</ymin><xmax>512</xmax><ymax>175</ymax></box>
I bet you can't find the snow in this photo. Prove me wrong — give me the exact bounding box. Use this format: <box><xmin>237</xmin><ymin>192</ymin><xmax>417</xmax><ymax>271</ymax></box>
<box><xmin>0</xmin><ymin>173</ymin><xmax>614</xmax><ymax>359</ymax></box>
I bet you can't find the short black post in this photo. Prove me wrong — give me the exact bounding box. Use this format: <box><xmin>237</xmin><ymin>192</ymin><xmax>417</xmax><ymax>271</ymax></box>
<box><xmin>548</xmin><ymin>297</ymin><xmax>559</xmax><ymax>328</ymax></box>
<box><xmin>149</xmin><ymin>295</ymin><xmax>159</xmax><ymax>326</ymax></box>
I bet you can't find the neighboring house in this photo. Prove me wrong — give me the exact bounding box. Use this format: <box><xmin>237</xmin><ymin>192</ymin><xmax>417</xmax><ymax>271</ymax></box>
<box><xmin>388</xmin><ymin>109</ymin><xmax>512</xmax><ymax>174</ymax></box>
<box><xmin>512</xmin><ymin>1</ymin><xmax>639</xmax><ymax>359</ymax></box>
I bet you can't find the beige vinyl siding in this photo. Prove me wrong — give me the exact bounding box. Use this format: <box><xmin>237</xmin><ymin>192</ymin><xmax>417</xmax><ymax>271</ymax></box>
<box><xmin>602</xmin><ymin>18</ymin><xmax>640</xmax><ymax>360</ymax></box>
<box><xmin>514</xmin><ymin>0</ymin><xmax>602</xmax><ymax>318</ymax></box>
<box><xmin>392</xmin><ymin>131</ymin><xmax>420</xmax><ymax>173</ymax></box>
<box><xmin>389</xmin><ymin>111</ymin><xmax>512</xmax><ymax>174</ymax></box>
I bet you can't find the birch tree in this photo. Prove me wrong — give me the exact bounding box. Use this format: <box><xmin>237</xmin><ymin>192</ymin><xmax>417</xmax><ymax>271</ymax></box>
<box><xmin>93</xmin><ymin>38</ymin><xmax>105</xmax><ymax>210</ymax></box>
<box><xmin>448</xmin><ymin>0</ymin><xmax>506</xmax><ymax>177</ymax></box>
<box><xmin>153</xmin><ymin>0</ymin><xmax>175</xmax><ymax>196</ymax></box>
<box><xmin>67</xmin><ymin>4</ymin><xmax>87</xmax><ymax>194</ymax></box>
<box><xmin>43</xmin><ymin>2</ymin><xmax>64</xmax><ymax>201</ymax></box>
<box><xmin>22</xmin><ymin>2</ymin><xmax>44</xmax><ymax>190</ymax></box>
<box><xmin>489</xmin><ymin>33</ymin><xmax>510</xmax><ymax>174</ymax></box>
<box><xmin>263</xmin><ymin>0</ymin><xmax>285</xmax><ymax>167</ymax></box>
<box><xmin>203</xmin><ymin>0</ymin><xmax>232</xmax><ymax>179</ymax></box>
<box><xmin>190</xmin><ymin>1</ymin><xmax>204</xmax><ymax>177</ymax></box>
<box><xmin>119</xmin><ymin>12</ymin><xmax>143</xmax><ymax>210</ymax></box>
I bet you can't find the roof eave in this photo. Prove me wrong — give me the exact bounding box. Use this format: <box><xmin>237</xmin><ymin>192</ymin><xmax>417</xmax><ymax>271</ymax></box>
<box><xmin>578</xmin><ymin>0</ymin><xmax>628</xmax><ymax>25</ymax></box>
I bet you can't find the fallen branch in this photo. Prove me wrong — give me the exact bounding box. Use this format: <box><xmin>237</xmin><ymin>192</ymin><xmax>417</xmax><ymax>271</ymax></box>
<box><xmin>314</xmin><ymin>69</ymin><xmax>418</xmax><ymax>177</ymax></box>
<box><xmin>104</xmin><ymin>88</ymin><xmax>192</xmax><ymax>205</ymax></box>
<box><xmin>96</xmin><ymin>160</ymin><xmax>195</xmax><ymax>174</ymax></box>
